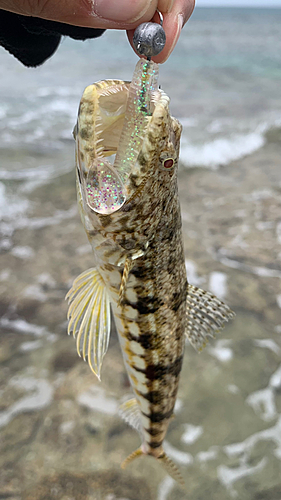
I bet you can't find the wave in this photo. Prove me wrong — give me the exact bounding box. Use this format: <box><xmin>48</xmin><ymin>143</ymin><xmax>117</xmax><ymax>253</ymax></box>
<box><xmin>0</xmin><ymin>95</ymin><xmax>78</xmax><ymax>149</ymax></box>
<box><xmin>180</xmin><ymin>131</ymin><xmax>265</xmax><ymax>168</ymax></box>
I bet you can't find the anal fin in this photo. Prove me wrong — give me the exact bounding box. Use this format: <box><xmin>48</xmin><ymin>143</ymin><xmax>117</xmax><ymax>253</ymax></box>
<box><xmin>66</xmin><ymin>268</ymin><xmax>111</xmax><ymax>380</ymax></box>
<box><xmin>185</xmin><ymin>284</ymin><xmax>235</xmax><ymax>351</ymax></box>
<box><xmin>119</xmin><ymin>398</ymin><xmax>142</xmax><ymax>433</ymax></box>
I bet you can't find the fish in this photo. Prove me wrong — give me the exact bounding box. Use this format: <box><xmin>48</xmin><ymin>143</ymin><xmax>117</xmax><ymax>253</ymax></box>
<box><xmin>66</xmin><ymin>59</ymin><xmax>235</xmax><ymax>485</ymax></box>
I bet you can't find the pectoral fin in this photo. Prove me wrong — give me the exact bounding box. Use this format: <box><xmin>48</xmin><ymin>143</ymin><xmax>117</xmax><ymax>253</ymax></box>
<box><xmin>185</xmin><ymin>284</ymin><xmax>235</xmax><ymax>351</ymax></box>
<box><xmin>66</xmin><ymin>268</ymin><xmax>111</xmax><ymax>380</ymax></box>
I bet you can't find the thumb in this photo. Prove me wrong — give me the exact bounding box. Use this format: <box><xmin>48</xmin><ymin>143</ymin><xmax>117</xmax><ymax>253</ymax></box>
<box><xmin>0</xmin><ymin>0</ymin><xmax>158</xmax><ymax>29</ymax></box>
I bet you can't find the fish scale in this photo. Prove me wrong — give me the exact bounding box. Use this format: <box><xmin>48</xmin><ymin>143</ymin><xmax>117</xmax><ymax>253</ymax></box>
<box><xmin>66</xmin><ymin>59</ymin><xmax>235</xmax><ymax>486</ymax></box>
<box><xmin>88</xmin><ymin>151</ymin><xmax>187</xmax><ymax>455</ymax></box>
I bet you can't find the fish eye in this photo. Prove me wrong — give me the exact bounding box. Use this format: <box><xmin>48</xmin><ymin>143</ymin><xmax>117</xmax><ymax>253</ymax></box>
<box><xmin>160</xmin><ymin>153</ymin><xmax>175</xmax><ymax>171</ymax></box>
<box><xmin>159</xmin><ymin>149</ymin><xmax>176</xmax><ymax>171</ymax></box>
<box><xmin>163</xmin><ymin>158</ymin><xmax>174</xmax><ymax>169</ymax></box>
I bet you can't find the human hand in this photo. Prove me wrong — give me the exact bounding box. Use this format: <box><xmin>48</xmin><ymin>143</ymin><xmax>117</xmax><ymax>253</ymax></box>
<box><xmin>0</xmin><ymin>0</ymin><xmax>195</xmax><ymax>63</ymax></box>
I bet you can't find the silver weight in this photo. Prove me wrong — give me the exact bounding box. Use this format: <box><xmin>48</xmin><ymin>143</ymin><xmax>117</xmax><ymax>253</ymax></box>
<box><xmin>133</xmin><ymin>22</ymin><xmax>166</xmax><ymax>58</ymax></box>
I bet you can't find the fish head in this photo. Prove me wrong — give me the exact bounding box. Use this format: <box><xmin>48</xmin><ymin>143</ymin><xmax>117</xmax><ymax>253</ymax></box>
<box><xmin>75</xmin><ymin>74</ymin><xmax>182</xmax><ymax>254</ymax></box>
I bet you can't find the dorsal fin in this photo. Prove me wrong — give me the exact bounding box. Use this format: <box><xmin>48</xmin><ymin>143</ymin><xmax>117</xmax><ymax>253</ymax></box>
<box><xmin>185</xmin><ymin>284</ymin><xmax>235</xmax><ymax>351</ymax></box>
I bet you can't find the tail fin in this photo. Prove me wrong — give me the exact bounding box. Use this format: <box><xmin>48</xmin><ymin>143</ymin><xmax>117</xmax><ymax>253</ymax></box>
<box><xmin>121</xmin><ymin>447</ymin><xmax>185</xmax><ymax>489</ymax></box>
<box><xmin>158</xmin><ymin>451</ymin><xmax>185</xmax><ymax>488</ymax></box>
<box><xmin>121</xmin><ymin>447</ymin><xmax>143</xmax><ymax>469</ymax></box>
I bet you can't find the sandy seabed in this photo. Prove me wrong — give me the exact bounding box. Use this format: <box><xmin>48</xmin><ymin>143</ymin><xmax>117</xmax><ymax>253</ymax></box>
<box><xmin>0</xmin><ymin>129</ymin><xmax>281</xmax><ymax>500</ymax></box>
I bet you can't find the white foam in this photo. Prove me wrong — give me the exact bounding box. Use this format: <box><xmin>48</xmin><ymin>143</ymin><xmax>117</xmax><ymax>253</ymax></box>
<box><xmin>209</xmin><ymin>271</ymin><xmax>227</xmax><ymax>300</ymax></box>
<box><xmin>181</xmin><ymin>424</ymin><xmax>203</xmax><ymax>445</ymax></box>
<box><xmin>0</xmin><ymin>317</ymin><xmax>50</xmax><ymax>337</ymax></box>
<box><xmin>43</xmin><ymin>98</ymin><xmax>77</xmax><ymax>117</ymax></box>
<box><xmin>208</xmin><ymin>340</ymin><xmax>233</xmax><ymax>362</ymax></box>
<box><xmin>0</xmin><ymin>238</ymin><xmax>11</xmax><ymax>251</ymax></box>
<box><xmin>157</xmin><ymin>476</ymin><xmax>175</xmax><ymax>500</ymax></box>
<box><xmin>212</xmin><ymin>249</ymin><xmax>281</xmax><ymax>279</ymax></box>
<box><xmin>181</xmin><ymin>117</ymin><xmax>197</xmax><ymax>127</ymax></box>
<box><xmin>11</xmin><ymin>246</ymin><xmax>35</xmax><ymax>259</ymax></box>
<box><xmin>37</xmin><ymin>273</ymin><xmax>56</xmax><ymax>288</ymax></box>
<box><xmin>180</xmin><ymin>132</ymin><xmax>265</xmax><ymax>169</ymax></box>
<box><xmin>23</xmin><ymin>284</ymin><xmax>47</xmax><ymax>302</ymax></box>
<box><xmin>163</xmin><ymin>441</ymin><xmax>193</xmax><ymax>466</ymax></box>
<box><xmin>248</xmin><ymin>188</ymin><xmax>274</xmax><ymax>201</ymax></box>
<box><xmin>254</xmin><ymin>339</ymin><xmax>281</xmax><ymax>354</ymax></box>
<box><xmin>217</xmin><ymin>458</ymin><xmax>267</xmax><ymax>495</ymax></box>
<box><xmin>8</xmin><ymin>110</ymin><xmax>39</xmax><ymax>128</ymax></box>
<box><xmin>227</xmin><ymin>384</ymin><xmax>240</xmax><ymax>395</ymax></box>
<box><xmin>76</xmin><ymin>244</ymin><xmax>91</xmax><ymax>255</ymax></box>
<box><xmin>20</xmin><ymin>340</ymin><xmax>43</xmax><ymax>352</ymax></box>
<box><xmin>256</xmin><ymin>221</ymin><xmax>274</xmax><ymax>231</ymax></box>
<box><xmin>270</xmin><ymin>364</ymin><xmax>281</xmax><ymax>389</ymax></box>
<box><xmin>207</xmin><ymin>118</ymin><xmax>233</xmax><ymax>134</ymax></box>
<box><xmin>0</xmin><ymin>163</ymin><xmax>70</xmax><ymax>182</ymax></box>
<box><xmin>246</xmin><ymin>387</ymin><xmax>277</xmax><ymax>422</ymax></box>
<box><xmin>0</xmin><ymin>104</ymin><xmax>8</xmax><ymax>119</ymax></box>
<box><xmin>0</xmin><ymin>377</ymin><xmax>53</xmax><ymax>429</ymax></box>
<box><xmin>36</xmin><ymin>86</ymin><xmax>78</xmax><ymax>97</ymax></box>
<box><xmin>47</xmin><ymin>333</ymin><xmax>58</xmax><ymax>344</ymax></box>
<box><xmin>174</xmin><ymin>398</ymin><xmax>183</xmax><ymax>414</ymax></box>
<box><xmin>60</xmin><ymin>421</ymin><xmax>75</xmax><ymax>434</ymax></box>
<box><xmin>246</xmin><ymin>364</ymin><xmax>281</xmax><ymax>421</ymax></box>
<box><xmin>185</xmin><ymin>260</ymin><xmax>205</xmax><ymax>286</ymax></box>
<box><xmin>2</xmin><ymin>206</ymin><xmax>77</xmax><ymax>238</ymax></box>
<box><xmin>196</xmin><ymin>446</ymin><xmax>219</xmax><ymax>464</ymax></box>
<box><xmin>224</xmin><ymin>415</ymin><xmax>281</xmax><ymax>462</ymax></box>
<box><xmin>77</xmin><ymin>386</ymin><xmax>118</xmax><ymax>415</ymax></box>
<box><xmin>0</xmin><ymin>269</ymin><xmax>11</xmax><ymax>281</ymax></box>
<box><xmin>0</xmin><ymin>182</ymin><xmax>29</xmax><ymax>219</ymax></box>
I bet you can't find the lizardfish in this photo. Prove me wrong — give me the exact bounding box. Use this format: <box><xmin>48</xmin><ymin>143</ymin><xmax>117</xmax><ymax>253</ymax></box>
<box><xmin>66</xmin><ymin>59</ymin><xmax>234</xmax><ymax>485</ymax></box>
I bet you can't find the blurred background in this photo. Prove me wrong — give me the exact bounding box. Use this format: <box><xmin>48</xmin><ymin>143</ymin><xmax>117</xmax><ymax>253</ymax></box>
<box><xmin>0</xmin><ymin>1</ymin><xmax>281</xmax><ymax>499</ymax></box>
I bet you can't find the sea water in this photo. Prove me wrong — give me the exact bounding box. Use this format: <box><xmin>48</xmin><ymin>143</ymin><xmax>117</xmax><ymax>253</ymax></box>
<box><xmin>0</xmin><ymin>8</ymin><xmax>281</xmax><ymax>167</ymax></box>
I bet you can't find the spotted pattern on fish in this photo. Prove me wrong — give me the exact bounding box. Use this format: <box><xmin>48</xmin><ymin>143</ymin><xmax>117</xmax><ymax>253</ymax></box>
<box><xmin>67</xmin><ymin>62</ymin><xmax>234</xmax><ymax>483</ymax></box>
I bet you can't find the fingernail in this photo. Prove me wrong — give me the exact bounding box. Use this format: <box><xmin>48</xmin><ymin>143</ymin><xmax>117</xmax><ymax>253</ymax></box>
<box><xmin>93</xmin><ymin>0</ymin><xmax>152</xmax><ymax>22</ymax></box>
<box><xmin>162</xmin><ymin>13</ymin><xmax>183</xmax><ymax>63</ymax></box>
<box><xmin>177</xmin><ymin>13</ymin><xmax>184</xmax><ymax>30</ymax></box>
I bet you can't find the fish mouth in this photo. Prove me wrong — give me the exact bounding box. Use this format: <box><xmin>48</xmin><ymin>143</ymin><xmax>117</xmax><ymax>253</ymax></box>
<box><xmin>76</xmin><ymin>80</ymin><xmax>131</xmax><ymax>216</ymax></box>
<box><xmin>92</xmin><ymin>81</ymin><xmax>132</xmax><ymax>159</ymax></box>
<box><xmin>76</xmin><ymin>61</ymin><xmax>161</xmax><ymax>215</ymax></box>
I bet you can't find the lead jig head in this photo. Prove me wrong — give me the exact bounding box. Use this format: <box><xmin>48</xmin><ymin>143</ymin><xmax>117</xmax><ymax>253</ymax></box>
<box><xmin>132</xmin><ymin>10</ymin><xmax>166</xmax><ymax>60</ymax></box>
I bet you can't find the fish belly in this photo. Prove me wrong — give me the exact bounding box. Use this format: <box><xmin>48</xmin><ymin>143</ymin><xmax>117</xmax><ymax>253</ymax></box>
<box><xmin>109</xmin><ymin>244</ymin><xmax>187</xmax><ymax>452</ymax></box>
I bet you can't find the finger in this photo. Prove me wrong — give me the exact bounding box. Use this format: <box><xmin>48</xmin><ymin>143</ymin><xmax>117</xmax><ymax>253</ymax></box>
<box><xmin>157</xmin><ymin>0</ymin><xmax>175</xmax><ymax>13</ymax></box>
<box><xmin>0</xmin><ymin>0</ymin><xmax>159</xmax><ymax>29</ymax></box>
<box><xmin>127</xmin><ymin>0</ymin><xmax>195</xmax><ymax>63</ymax></box>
